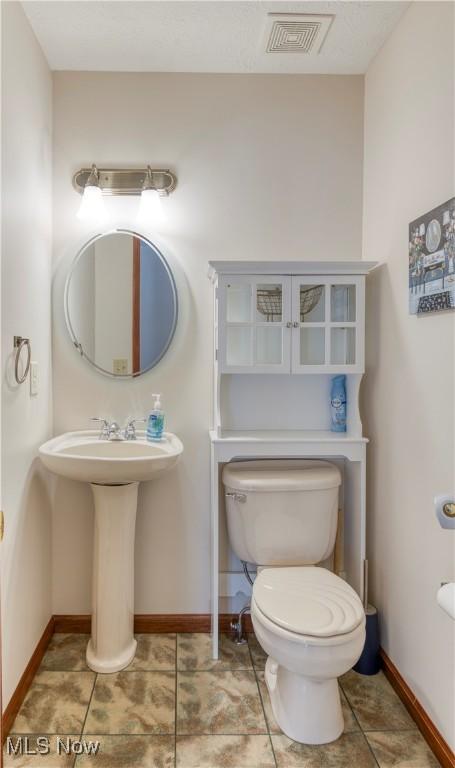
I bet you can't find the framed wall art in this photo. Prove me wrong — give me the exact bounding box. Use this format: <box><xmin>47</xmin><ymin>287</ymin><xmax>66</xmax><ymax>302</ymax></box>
<box><xmin>409</xmin><ymin>197</ymin><xmax>455</xmax><ymax>314</ymax></box>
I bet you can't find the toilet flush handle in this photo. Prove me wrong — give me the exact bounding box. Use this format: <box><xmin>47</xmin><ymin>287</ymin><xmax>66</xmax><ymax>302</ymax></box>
<box><xmin>225</xmin><ymin>492</ymin><xmax>247</xmax><ymax>503</ymax></box>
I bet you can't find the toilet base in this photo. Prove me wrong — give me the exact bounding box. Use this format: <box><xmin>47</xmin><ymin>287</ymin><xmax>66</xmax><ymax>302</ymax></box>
<box><xmin>265</xmin><ymin>656</ymin><xmax>344</xmax><ymax>745</ymax></box>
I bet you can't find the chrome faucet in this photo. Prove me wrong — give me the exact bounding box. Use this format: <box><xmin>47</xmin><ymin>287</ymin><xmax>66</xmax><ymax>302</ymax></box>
<box><xmin>107</xmin><ymin>421</ymin><xmax>123</xmax><ymax>441</ymax></box>
<box><xmin>123</xmin><ymin>418</ymin><xmax>146</xmax><ymax>440</ymax></box>
<box><xmin>90</xmin><ymin>417</ymin><xmax>146</xmax><ymax>440</ymax></box>
<box><xmin>90</xmin><ymin>418</ymin><xmax>123</xmax><ymax>441</ymax></box>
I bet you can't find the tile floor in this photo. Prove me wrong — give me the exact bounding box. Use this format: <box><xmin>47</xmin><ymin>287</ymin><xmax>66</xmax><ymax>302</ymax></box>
<box><xmin>4</xmin><ymin>633</ymin><xmax>440</xmax><ymax>768</ymax></box>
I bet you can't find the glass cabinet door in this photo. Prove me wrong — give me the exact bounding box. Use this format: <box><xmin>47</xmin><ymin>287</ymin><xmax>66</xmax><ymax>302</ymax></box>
<box><xmin>225</xmin><ymin>281</ymin><xmax>253</xmax><ymax>367</ymax></box>
<box><xmin>292</xmin><ymin>281</ymin><xmax>327</xmax><ymax>368</ymax></box>
<box><xmin>329</xmin><ymin>283</ymin><xmax>357</xmax><ymax>366</ymax></box>
<box><xmin>219</xmin><ymin>276</ymin><xmax>291</xmax><ymax>372</ymax></box>
<box><xmin>291</xmin><ymin>277</ymin><xmax>363</xmax><ymax>373</ymax></box>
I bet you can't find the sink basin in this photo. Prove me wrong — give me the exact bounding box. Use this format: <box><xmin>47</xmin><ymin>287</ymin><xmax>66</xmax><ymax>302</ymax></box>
<box><xmin>39</xmin><ymin>429</ymin><xmax>183</xmax><ymax>674</ymax></box>
<box><xmin>39</xmin><ymin>430</ymin><xmax>183</xmax><ymax>484</ymax></box>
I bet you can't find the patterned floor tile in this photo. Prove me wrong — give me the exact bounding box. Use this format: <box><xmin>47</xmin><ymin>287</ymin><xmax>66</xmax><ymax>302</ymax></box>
<box><xmin>365</xmin><ymin>730</ymin><xmax>441</xmax><ymax>767</ymax></box>
<box><xmin>40</xmin><ymin>635</ymin><xmax>89</xmax><ymax>672</ymax></box>
<box><xmin>247</xmin><ymin>634</ymin><xmax>267</xmax><ymax>671</ymax></box>
<box><xmin>340</xmin><ymin>671</ymin><xmax>416</xmax><ymax>731</ymax></box>
<box><xmin>3</xmin><ymin>735</ymin><xmax>79</xmax><ymax>767</ymax></box>
<box><xmin>83</xmin><ymin>671</ymin><xmax>175</xmax><ymax>735</ymax></box>
<box><xmin>12</xmin><ymin>672</ymin><xmax>95</xmax><ymax>735</ymax></box>
<box><xmin>272</xmin><ymin>732</ymin><xmax>377</xmax><ymax>767</ymax></box>
<box><xmin>177</xmin><ymin>633</ymin><xmax>252</xmax><ymax>671</ymax></box>
<box><xmin>75</xmin><ymin>735</ymin><xmax>174</xmax><ymax>767</ymax></box>
<box><xmin>177</xmin><ymin>669</ymin><xmax>267</xmax><ymax>735</ymax></box>
<box><xmin>176</xmin><ymin>734</ymin><xmax>275</xmax><ymax>767</ymax></box>
<box><xmin>126</xmin><ymin>634</ymin><xmax>176</xmax><ymax>671</ymax></box>
<box><xmin>7</xmin><ymin>633</ymin><xmax>441</xmax><ymax>768</ymax></box>
<box><xmin>256</xmin><ymin>671</ymin><xmax>359</xmax><ymax>735</ymax></box>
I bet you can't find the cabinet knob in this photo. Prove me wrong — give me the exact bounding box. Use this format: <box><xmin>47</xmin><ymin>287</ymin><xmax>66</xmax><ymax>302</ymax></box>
<box><xmin>286</xmin><ymin>322</ymin><xmax>292</xmax><ymax>328</ymax></box>
<box><xmin>293</xmin><ymin>321</ymin><xmax>300</xmax><ymax>328</ymax></box>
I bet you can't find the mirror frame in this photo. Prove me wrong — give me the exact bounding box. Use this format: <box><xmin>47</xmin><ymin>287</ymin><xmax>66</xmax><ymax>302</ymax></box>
<box><xmin>64</xmin><ymin>229</ymin><xmax>178</xmax><ymax>378</ymax></box>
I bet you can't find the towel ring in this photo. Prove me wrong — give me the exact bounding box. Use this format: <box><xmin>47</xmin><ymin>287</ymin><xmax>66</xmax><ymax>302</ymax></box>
<box><xmin>14</xmin><ymin>336</ymin><xmax>31</xmax><ymax>384</ymax></box>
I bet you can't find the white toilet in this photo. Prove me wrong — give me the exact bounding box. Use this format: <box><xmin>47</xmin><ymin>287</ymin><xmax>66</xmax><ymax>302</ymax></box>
<box><xmin>223</xmin><ymin>459</ymin><xmax>366</xmax><ymax>745</ymax></box>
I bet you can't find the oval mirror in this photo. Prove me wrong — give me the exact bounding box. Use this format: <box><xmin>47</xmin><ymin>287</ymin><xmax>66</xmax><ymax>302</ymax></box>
<box><xmin>65</xmin><ymin>230</ymin><xmax>178</xmax><ymax>377</ymax></box>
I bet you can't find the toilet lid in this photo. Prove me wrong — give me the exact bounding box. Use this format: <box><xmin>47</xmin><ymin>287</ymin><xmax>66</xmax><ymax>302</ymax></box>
<box><xmin>223</xmin><ymin>460</ymin><xmax>341</xmax><ymax>492</ymax></box>
<box><xmin>253</xmin><ymin>567</ymin><xmax>364</xmax><ymax>638</ymax></box>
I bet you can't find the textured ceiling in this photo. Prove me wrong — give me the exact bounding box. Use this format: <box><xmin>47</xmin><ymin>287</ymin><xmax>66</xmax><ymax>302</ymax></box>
<box><xmin>22</xmin><ymin>0</ymin><xmax>410</xmax><ymax>75</ymax></box>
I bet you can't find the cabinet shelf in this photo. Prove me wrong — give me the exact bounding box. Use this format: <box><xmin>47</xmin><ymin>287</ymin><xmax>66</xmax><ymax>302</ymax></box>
<box><xmin>210</xmin><ymin>429</ymin><xmax>368</xmax><ymax>444</ymax></box>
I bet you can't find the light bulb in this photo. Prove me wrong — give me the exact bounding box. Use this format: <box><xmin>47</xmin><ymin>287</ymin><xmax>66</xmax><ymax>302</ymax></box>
<box><xmin>137</xmin><ymin>187</ymin><xmax>163</xmax><ymax>223</ymax></box>
<box><xmin>77</xmin><ymin>165</ymin><xmax>106</xmax><ymax>222</ymax></box>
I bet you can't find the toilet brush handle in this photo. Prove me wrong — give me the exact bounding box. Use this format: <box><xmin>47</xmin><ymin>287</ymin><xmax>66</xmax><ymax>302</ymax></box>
<box><xmin>363</xmin><ymin>559</ymin><xmax>369</xmax><ymax>611</ymax></box>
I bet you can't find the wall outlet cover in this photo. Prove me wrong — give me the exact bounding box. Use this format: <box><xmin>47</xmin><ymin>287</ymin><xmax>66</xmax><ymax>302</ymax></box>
<box><xmin>113</xmin><ymin>358</ymin><xmax>128</xmax><ymax>375</ymax></box>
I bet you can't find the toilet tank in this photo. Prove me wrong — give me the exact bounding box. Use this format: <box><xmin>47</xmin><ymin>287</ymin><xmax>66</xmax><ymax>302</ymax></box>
<box><xmin>222</xmin><ymin>459</ymin><xmax>341</xmax><ymax>566</ymax></box>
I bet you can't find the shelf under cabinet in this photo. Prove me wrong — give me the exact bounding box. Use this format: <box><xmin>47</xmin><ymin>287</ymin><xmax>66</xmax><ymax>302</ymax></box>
<box><xmin>210</xmin><ymin>429</ymin><xmax>368</xmax><ymax>444</ymax></box>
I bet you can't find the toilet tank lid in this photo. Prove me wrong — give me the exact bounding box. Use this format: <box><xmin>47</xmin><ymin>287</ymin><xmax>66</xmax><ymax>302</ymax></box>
<box><xmin>253</xmin><ymin>567</ymin><xmax>365</xmax><ymax>637</ymax></box>
<box><xmin>222</xmin><ymin>460</ymin><xmax>341</xmax><ymax>492</ymax></box>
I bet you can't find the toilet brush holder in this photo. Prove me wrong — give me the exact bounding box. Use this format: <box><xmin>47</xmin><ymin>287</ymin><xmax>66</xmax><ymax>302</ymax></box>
<box><xmin>353</xmin><ymin>604</ymin><xmax>381</xmax><ymax>675</ymax></box>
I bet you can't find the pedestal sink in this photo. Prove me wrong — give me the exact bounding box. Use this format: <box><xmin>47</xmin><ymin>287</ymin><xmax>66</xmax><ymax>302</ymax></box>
<box><xmin>39</xmin><ymin>430</ymin><xmax>183</xmax><ymax>673</ymax></box>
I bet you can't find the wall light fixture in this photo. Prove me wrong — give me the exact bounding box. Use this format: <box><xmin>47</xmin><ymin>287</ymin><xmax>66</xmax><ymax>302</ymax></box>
<box><xmin>73</xmin><ymin>165</ymin><xmax>177</xmax><ymax>223</ymax></box>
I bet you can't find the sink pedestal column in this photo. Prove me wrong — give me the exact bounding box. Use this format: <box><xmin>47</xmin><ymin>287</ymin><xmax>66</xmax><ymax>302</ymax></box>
<box><xmin>86</xmin><ymin>482</ymin><xmax>138</xmax><ymax>673</ymax></box>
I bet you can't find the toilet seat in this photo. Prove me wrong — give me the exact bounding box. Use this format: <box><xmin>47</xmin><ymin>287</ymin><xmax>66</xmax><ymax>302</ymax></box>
<box><xmin>253</xmin><ymin>566</ymin><xmax>364</xmax><ymax>639</ymax></box>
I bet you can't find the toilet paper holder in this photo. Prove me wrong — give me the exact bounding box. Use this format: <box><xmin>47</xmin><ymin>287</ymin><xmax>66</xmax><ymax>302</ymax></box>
<box><xmin>435</xmin><ymin>494</ymin><xmax>455</xmax><ymax>530</ymax></box>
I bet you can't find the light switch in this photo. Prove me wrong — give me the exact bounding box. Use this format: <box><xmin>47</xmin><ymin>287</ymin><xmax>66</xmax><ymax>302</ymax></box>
<box><xmin>113</xmin><ymin>358</ymin><xmax>128</xmax><ymax>375</ymax></box>
<box><xmin>30</xmin><ymin>361</ymin><xmax>39</xmax><ymax>395</ymax></box>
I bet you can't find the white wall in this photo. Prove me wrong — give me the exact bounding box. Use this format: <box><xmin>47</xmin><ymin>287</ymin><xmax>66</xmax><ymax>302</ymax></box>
<box><xmin>362</xmin><ymin>1</ymin><xmax>454</xmax><ymax>748</ymax></box>
<box><xmin>52</xmin><ymin>72</ymin><xmax>364</xmax><ymax>614</ymax></box>
<box><xmin>1</xmin><ymin>1</ymin><xmax>53</xmax><ymax>707</ymax></box>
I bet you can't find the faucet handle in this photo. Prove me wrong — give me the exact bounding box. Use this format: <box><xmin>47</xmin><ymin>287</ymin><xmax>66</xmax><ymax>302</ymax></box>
<box><xmin>90</xmin><ymin>417</ymin><xmax>110</xmax><ymax>439</ymax></box>
<box><xmin>124</xmin><ymin>417</ymin><xmax>147</xmax><ymax>440</ymax></box>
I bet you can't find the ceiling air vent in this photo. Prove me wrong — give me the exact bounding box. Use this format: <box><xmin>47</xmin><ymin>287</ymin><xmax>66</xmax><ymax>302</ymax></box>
<box><xmin>264</xmin><ymin>13</ymin><xmax>334</xmax><ymax>55</ymax></box>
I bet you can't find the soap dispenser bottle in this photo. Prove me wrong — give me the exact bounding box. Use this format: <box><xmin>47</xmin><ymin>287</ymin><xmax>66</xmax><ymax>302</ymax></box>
<box><xmin>147</xmin><ymin>394</ymin><xmax>165</xmax><ymax>441</ymax></box>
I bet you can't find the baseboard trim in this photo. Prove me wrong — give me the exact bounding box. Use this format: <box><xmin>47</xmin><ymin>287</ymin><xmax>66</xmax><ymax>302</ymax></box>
<box><xmin>2</xmin><ymin>617</ymin><xmax>55</xmax><ymax>742</ymax></box>
<box><xmin>53</xmin><ymin>614</ymin><xmax>91</xmax><ymax>633</ymax></box>
<box><xmin>52</xmin><ymin>613</ymin><xmax>253</xmax><ymax>634</ymax></box>
<box><xmin>380</xmin><ymin>649</ymin><xmax>455</xmax><ymax>768</ymax></box>
<box><xmin>220</xmin><ymin>613</ymin><xmax>253</xmax><ymax>633</ymax></box>
<box><xmin>135</xmin><ymin>614</ymin><xmax>211</xmax><ymax>633</ymax></box>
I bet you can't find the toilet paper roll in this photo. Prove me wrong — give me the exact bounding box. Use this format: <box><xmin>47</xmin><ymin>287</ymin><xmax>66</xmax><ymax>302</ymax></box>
<box><xmin>437</xmin><ymin>583</ymin><xmax>455</xmax><ymax>620</ymax></box>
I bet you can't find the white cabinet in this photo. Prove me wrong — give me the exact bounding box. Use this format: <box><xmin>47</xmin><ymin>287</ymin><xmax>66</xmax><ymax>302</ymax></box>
<box><xmin>218</xmin><ymin>275</ymin><xmax>291</xmax><ymax>373</ymax></box>
<box><xmin>218</xmin><ymin>273</ymin><xmax>364</xmax><ymax>374</ymax></box>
